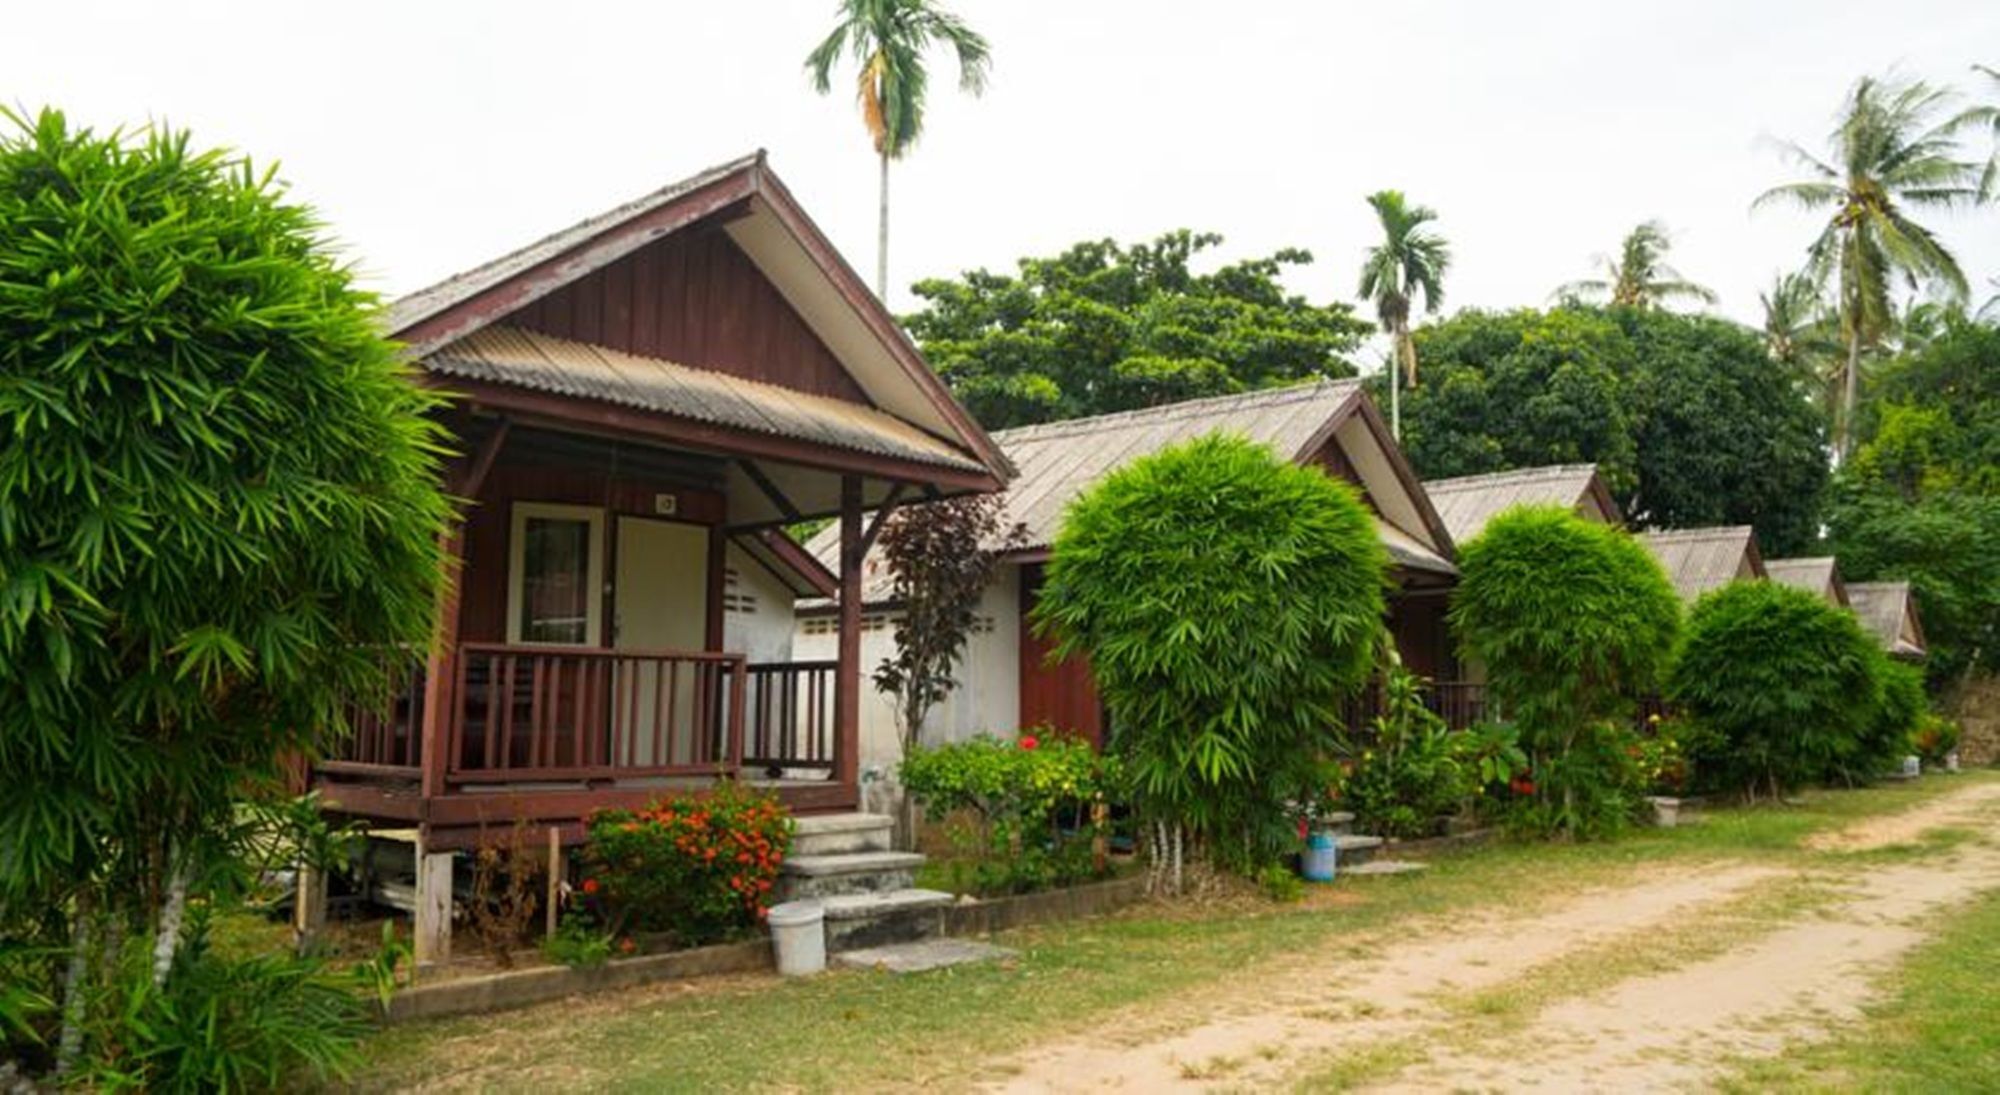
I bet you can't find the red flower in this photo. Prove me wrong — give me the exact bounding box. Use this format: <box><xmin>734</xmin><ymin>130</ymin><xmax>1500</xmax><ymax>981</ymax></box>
<box><xmin>1510</xmin><ymin>778</ymin><xmax>1536</xmax><ymax>796</ymax></box>
<box><xmin>1019</xmin><ymin>734</ymin><xmax>1040</xmax><ymax>751</ymax></box>
<box><xmin>618</xmin><ymin>937</ymin><xmax>637</xmax><ymax>954</ymax></box>
<box><xmin>582</xmin><ymin>878</ymin><xmax>600</xmax><ymax>895</ymax></box>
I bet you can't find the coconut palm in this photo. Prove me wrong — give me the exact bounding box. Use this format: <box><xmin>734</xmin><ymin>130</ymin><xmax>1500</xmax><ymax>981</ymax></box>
<box><xmin>1760</xmin><ymin>270</ymin><xmax>1845</xmax><ymax>416</ymax></box>
<box><xmin>1754</xmin><ymin>75</ymin><xmax>1986</xmax><ymax>459</ymax></box>
<box><xmin>1358</xmin><ymin>190</ymin><xmax>1451</xmax><ymax>439</ymax></box>
<box><xmin>805</xmin><ymin>0</ymin><xmax>991</xmax><ymax>300</ymax></box>
<box><xmin>1560</xmin><ymin>221</ymin><xmax>1717</xmax><ymax>310</ymax></box>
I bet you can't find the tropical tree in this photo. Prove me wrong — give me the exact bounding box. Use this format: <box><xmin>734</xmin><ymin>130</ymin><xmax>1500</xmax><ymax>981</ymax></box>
<box><xmin>1760</xmin><ymin>269</ymin><xmax>1844</xmax><ymax>416</ymax></box>
<box><xmin>1357</xmin><ymin>190</ymin><xmax>1451</xmax><ymax>439</ymax></box>
<box><xmin>1755</xmin><ymin>75</ymin><xmax>1987</xmax><ymax>459</ymax></box>
<box><xmin>906</xmin><ymin>230</ymin><xmax>1369</xmax><ymax>429</ymax></box>
<box><xmin>1560</xmin><ymin>221</ymin><xmax>1717</xmax><ymax>310</ymax></box>
<box><xmin>805</xmin><ymin>0</ymin><xmax>991</xmax><ymax>300</ymax></box>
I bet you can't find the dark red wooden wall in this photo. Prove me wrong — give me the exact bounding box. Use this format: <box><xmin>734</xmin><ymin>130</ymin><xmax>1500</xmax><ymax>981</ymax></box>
<box><xmin>1016</xmin><ymin>565</ymin><xmax>1106</xmax><ymax>747</ymax></box>
<box><xmin>511</xmin><ymin>228</ymin><xmax>867</xmax><ymax>404</ymax></box>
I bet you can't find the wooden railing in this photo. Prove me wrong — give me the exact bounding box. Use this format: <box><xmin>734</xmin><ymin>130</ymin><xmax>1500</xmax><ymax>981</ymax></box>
<box><xmin>1426</xmin><ymin>681</ymin><xmax>1489</xmax><ymax>731</ymax></box>
<box><xmin>448</xmin><ymin>643</ymin><xmax>746</xmax><ymax>783</ymax></box>
<box><xmin>322</xmin><ymin>655</ymin><xmax>427</xmax><ymax>776</ymax></box>
<box><xmin>744</xmin><ymin>660</ymin><xmax>838</xmax><ymax>775</ymax></box>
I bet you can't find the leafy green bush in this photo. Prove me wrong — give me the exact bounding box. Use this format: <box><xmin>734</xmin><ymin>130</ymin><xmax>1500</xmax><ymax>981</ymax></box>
<box><xmin>1033</xmin><ymin>433</ymin><xmax>1387</xmax><ymax>879</ymax></box>
<box><xmin>1913</xmin><ymin>715</ymin><xmax>1962</xmax><ymax>766</ymax></box>
<box><xmin>1857</xmin><ymin>653</ymin><xmax>1930</xmax><ymax>783</ymax></box>
<box><xmin>1450</xmin><ymin>506</ymin><xmax>1680</xmax><ymax>836</ymax></box>
<box><xmin>0</xmin><ymin>109</ymin><xmax>448</xmax><ymax>1080</ymax></box>
<box><xmin>583</xmin><ymin>784</ymin><xmax>792</xmax><ymax>946</ymax></box>
<box><xmin>541</xmin><ymin>921</ymin><xmax>615</xmax><ymax>969</ymax></box>
<box><xmin>1336</xmin><ymin>670</ymin><xmax>1477</xmax><ymax>838</ymax></box>
<box><xmin>79</xmin><ymin>922</ymin><xmax>365</xmax><ymax>1093</ymax></box>
<box><xmin>1668</xmin><ymin>580</ymin><xmax>1883</xmax><ymax>799</ymax></box>
<box><xmin>901</xmin><ymin>732</ymin><xmax>1119</xmax><ymax>895</ymax></box>
<box><xmin>1254</xmin><ymin>864</ymin><xmax>1306</xmax><ymax>903</ymax></box>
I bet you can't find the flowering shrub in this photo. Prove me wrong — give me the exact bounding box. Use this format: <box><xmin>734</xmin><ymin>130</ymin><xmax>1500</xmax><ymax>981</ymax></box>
<box><xmin>899</xmin><ymin>731</ymin><xmax>1121</xmax><ymax>895</ymax></box>
<box><xmin>1912</xmin><ymin>715</ymin><xmax>1961</xmax><ymax>765</ymax></box>
<box><xmin>1632</xmin><ymin>716</ymin><xmax>1700</xmax><ymax>795</ymax></box>
<box><xmin>581</xmin><ymin>783</ymin><xmax>793</xmax><ymax>946</ymax></box>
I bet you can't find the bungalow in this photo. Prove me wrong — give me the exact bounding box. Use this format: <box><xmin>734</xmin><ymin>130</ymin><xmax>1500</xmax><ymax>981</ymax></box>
<box><xmin>795</xmin><ymin>381</ymin><xmax>1462</xmax><ymax>773</ymax></box>
<box><xmin>1637</xmin><ymin>526</ymin><xmax>1766</xmax><ymax>605</ymax></box>
<box><xmin>308</xmin><ymin>152</ymin><xmax>1011</xmax><ymax>955</ymax></box>
<box><xmin>1763</xmin><ymin>557</ymin><xmax>1851</xmax><ymax>608</ymax></box>
<box><xmin>1848</xmin><ymin>581</ymin><xmax>1928</xmax><ymax>660</ymax></box>
<box><xmin>1423</xmin><ymin>463</ymin><xmax>1621</xmax><ymax>544</ymax></box>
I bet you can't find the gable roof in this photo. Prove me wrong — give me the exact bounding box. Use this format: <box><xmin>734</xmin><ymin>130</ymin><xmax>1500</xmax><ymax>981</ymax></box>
<box><xmin>1764</xmin><ymin>557</ymin><xmax>1849</xmax><ymax>608</ymax></box>
<box><xmin>1423</xmin><ymin>464</ymin><xmax>1620</xmax><ymax>545</ymax></box>
<box><xmin>1848</xmin><ymin>581</ymin><xmax>1927</xmax><ymax>658</ymax></box>
<box><xmin>1638</xmin><ymin>526</ymin><xmax>1765</xmax><ymax>604</ymax></box>
<box><xmin>384</xmin><ymin>150</ymin><xmax>1010</xmax><ymax>484</ymax></box>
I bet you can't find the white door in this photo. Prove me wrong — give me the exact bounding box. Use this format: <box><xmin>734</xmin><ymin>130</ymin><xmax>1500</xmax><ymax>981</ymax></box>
<box><xmin>614</xmin><ymin>518</ymin><xmax>710</xmax><ymax>766</ymax></box>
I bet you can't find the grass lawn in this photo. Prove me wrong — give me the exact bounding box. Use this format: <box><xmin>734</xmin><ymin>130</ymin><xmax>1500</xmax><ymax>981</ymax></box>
<box><xmin>351</xmin><ymin>773</ymin><xmax>1995</xmax><ymax>1093</ymax></box>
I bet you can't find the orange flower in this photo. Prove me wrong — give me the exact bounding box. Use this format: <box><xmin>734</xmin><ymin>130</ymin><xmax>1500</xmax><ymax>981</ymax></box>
<box><xmin>582</xmin><ymin>878</ymin><xmax>600</xmax><ymax>895</ymax></box>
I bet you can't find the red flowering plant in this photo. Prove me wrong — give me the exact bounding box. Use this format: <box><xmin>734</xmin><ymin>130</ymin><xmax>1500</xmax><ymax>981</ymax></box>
<box><xmin>582</xmin><ymin>782</ymin><xmax>793</xmax><ymax>946</ymax></box>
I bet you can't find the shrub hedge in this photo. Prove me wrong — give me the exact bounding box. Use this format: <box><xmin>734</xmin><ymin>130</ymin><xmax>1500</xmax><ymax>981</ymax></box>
<box><xmin>582</xmin><ymin>784</ymin><xmax>792</xmax><ymax>946</ymax></box>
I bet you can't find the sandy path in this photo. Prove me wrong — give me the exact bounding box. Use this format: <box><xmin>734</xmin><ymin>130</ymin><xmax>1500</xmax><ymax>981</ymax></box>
<box><xmin>980</xmin><ymin>780</ymin><xmax>2000</xmax><ymax>1093</ymax></box>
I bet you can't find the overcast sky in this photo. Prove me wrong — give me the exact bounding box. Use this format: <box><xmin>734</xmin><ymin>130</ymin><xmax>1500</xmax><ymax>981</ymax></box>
<box><xmin>11</xmin><ymin>1</ymin><xmax>1999</xmax><ymax>361</ymax></box>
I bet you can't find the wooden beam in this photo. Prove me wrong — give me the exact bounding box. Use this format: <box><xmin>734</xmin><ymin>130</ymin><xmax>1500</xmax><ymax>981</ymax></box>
<box><xmin>736</xmin><ymin>459</ymin><xmax>803</xmax><ymax>524</ymax></box>
<box><xmin>834</xmin><ymin>476</ymin><xmax>864</xmax><ymax>793</ymax></box>
<box><xmin>450</xmin><ymin>416</ymin><xmax>512</xmax><ymax>499</ymax></box>
<box><xmin>853</xmin><ymin>483</ymin><xmax>911</xmax><ymax>566</ymax></box>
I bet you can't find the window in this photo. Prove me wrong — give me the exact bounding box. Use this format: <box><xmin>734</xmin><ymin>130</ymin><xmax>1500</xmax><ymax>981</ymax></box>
<box><xmin>507</xmin><ymin>503</ymin><xmax>605</xmax><ymax>646</ymax></box>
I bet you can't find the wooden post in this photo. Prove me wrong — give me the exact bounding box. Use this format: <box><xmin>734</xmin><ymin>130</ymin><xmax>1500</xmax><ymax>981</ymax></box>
<box><xmin>545</xmin><ymin>827</ymin><xmax>561</xmax><ymax>940</ymax></box>
<box><xmin>834</xmin><ymin>476</ymin><xmax>864</xmax><ymax>797</ymax></box>
<box><xmin>293</xmin><ymin>860</ymin><xmax>327</xmax><ymax>953</ymax></box>
<box><xmin>414</xmin><ymin>843</ymin><xmax>454</xmax><ymax>967</ymax></box>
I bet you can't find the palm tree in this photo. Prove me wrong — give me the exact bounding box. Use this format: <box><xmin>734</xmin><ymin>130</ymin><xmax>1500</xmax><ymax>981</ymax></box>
<box><xmin>1754</xmin><ymin>75</ymin><xmax>1986</xmax><ymax>459</ymax></box>
<box><xmin>1358</xmin><ymin>190</ymin><xmax>1451</xmax><ymax>439</ymax></box>
<box><xmin>1560</xmin><ymin>221</ymin><xmax>1717</xmax><ymax>309</ymax></box>
<box><xmin>1760</xmin><ymin>269</ymin><xmax>1844</xmax><ymax>406</ymax></box>
<box><xmin>805</xmin><ymin>0</ymin><xmax>991</xmax><ymax>301</ymax></box>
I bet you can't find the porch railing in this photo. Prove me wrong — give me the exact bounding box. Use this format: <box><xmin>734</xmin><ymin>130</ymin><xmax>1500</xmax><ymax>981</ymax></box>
<box><xmin>744</xmin><ymin>660</ymin><xmax>838</xmax><ymax>775</ymax></box>
<box><xmin>322</xmin><ymin>655</ymin><xmax>427</xmax><ymax>777</ymax></box>
<box><xmin>448</xmin><ymin>643</ymin><xmax>746</xmax><ymax>783</ymax></box>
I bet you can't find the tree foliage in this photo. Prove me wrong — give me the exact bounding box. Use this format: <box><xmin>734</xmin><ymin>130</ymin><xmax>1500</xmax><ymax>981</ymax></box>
<box><xmin>1667</xmin><ymin>581</ymin><xmax>1889</xmax><ymax>798</ymax></box>
<box><xmin>1449</xmin><ymin>506</ymin><xmax>1681</xmax><ymax>836</ymax></box>
<box><xmin>1031</xmin><ymin>434</ymin><xmax>1387</xmax><ymax>875</ymax></box>
<box><xmin>873</xmin><ymin>493</ymin><xmax>1024</xmax><ymax>754</ymax></box>
<box><xmin>1358</xmin><ymin>190</ymin><xmax>1451</xmax><ymax>389</ymax></box>
<box><xmin>0</xmin><ymin>110</ymin><xmax>449</xmax><ymax>1078</ymax></box>
<box><xmin>1559</xmin><ymin>220</ymin><xmax>1716</xmax><ymax>310</ymax></box>
<box><xmin>1827</xmin><ymin>317</ymin><xmax>2000</xmax><ymax>682</ymax></box>
<box><xmin>1395</xmin><ymin>305</ymin><xmax>1830</xmax><ymax>556</ymax></box>
<box><xmin>905</xmin><ymin>230</ymin><xmax>1370</xmax><ymax>429</ymax></box>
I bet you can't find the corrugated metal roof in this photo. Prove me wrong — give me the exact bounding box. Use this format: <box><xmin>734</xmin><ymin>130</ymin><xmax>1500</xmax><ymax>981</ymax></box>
<box><xmin>1638</xmin><ymin>526</ymin><xmax>1759</xmax><ymax>604</ymax></box>
<box><xmin>988</xmin><ymin>381</ymin><xmax>1365</xmax><ymax>551</ymax></box>
<box><xmin>1848</xmin><ymin>581</ymin><xmax>1926</xmax><ymax>657</ymax></box>
<box><xmin>1765</xmin><ymin>557</ymin><xmax>1847</xmax><ymax>607</ymax></box>
<box><xmin>385</xmin><ymin>152</ymin><xmax>763</xmax><ymax>337</ymax></box>
<box><xmin>1424</xmin><ymin>464</ymin><xmax>1605</xmax><ymax>545</ymax></box>
<box><xmin>427</xmin><ymin>326</ymin><xmax>988</xmax><ymax>473</ymax></box>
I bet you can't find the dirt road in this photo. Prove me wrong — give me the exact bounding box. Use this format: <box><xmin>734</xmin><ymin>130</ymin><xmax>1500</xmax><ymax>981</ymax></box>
<box><xmin>982</xmin><ymin>780</ymin><xmax>2000</xmax><ymax>1092</ymax></box>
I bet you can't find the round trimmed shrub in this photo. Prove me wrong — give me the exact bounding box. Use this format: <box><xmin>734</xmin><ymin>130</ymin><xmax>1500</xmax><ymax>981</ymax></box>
<box><xmin>1449</xmin><ymin>506</ymin><xmax>1681</xmax><ymax>837</ymax></box>
<box><xmin>1668</xmin><ymin>580</ymin><xmax>1883</xmax><ymax>799</ymax></box>
<box><xmin>1032</xmin><ymin>432</ymin><xmax>1388</xmax><ymax>872</ymax></box>
<box><xmin>1858</xmin><ymin>652</ymin><xmax>1928</xmax><ymax>781</ymax></box>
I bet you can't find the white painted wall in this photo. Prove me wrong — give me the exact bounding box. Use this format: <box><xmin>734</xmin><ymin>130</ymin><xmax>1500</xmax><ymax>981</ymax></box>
<box><xmin>791</xmin><ymin>565</ymin><xmax>1022</xmax><ymax>779</ymax></box>
<box><xmin>721</xmin><ymin>542</ymin><xmax>797</xmax><ymax>666</ymax></box>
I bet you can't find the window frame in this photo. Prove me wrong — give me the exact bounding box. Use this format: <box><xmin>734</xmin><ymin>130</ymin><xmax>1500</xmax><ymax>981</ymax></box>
<box><xmin>505</xmin><ymin>501</ymin><xmax>606</xmax><ymax>647</ymax></box>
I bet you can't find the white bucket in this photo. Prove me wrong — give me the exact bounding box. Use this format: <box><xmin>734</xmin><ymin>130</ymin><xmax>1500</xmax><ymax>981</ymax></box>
<box><xmin>768</xmin><ymin>900</ymin><xmax>826</xmax><ymax>977</ymax></box>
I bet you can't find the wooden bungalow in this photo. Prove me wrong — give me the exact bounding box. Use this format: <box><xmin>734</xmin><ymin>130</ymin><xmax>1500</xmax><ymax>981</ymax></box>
<box><xmin>796</xmin><ymin>381</ymin><xmax>1466</xmax><ymax>768</ymax></box>
<box><xmin>1848</xmin><ymin>581</ymin><xmax>1928</xmax><ymax>660</ymax></box>
<box><xmin>1423</xmin><ymin>463</ymin><xmax>1621</xmax><ymax>545</ymax></box>
<box><xmin>1637</xmin><ymin>526</ymin><xmax>1766</xmax><ymax>605</ymax></box>
<box><xmin>1764</xmin><ymin>557</ymin><xmax>1851</xmax><ymax>608</ymax></box>
<box><xmin>308</xmin><ymin>153</ymin><xmax>1011</xmax><ymax>953</ymax></box>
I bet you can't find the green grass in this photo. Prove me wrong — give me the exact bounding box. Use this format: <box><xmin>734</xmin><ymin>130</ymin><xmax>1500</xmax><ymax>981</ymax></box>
<box><xmin>1720</xmin><ymin>879</ymin><xmax>2000</xmax><ymax>1093</ymax></box>
<box><xmin>350</xmin><ymin>773</ymin><xmax>1995</xmax><ymax>1093</ymax></box>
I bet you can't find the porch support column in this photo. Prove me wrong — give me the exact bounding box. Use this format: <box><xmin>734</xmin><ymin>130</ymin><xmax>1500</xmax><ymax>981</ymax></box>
<box><xmin>835</xmin><ymin>475</ymin><xmax>864</xmax><ymax>796</ymax></box>
<box><xmin>419</xmin><ymin>417</ymin><xmax>510</xmax><ymax>804</ymax></box>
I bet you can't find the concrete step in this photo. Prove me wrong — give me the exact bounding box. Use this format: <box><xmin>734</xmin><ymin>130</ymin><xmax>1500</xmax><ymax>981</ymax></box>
<box><xmin>779</xmin><ymin>850</ymin><xmax>925</xmax><ymax>900</ymax></box>
<box><xmin>1314</xmin><ymin>812</ymin><xmax>1356</xmax><ymax>837</ymax></box>
<box><xmin>1332</xmin><ymin>834</ymin><xmax>1383</xmax><ymax>867</ymax></box>
<box><xmin>790</xmin><ymin>813</ymin><xmax>895</xmax><ymax>857</ymax></box>
<box><xmin>821</xmin><ymin>888</ymin><xmax>953</xmax><ymax>951</ymax></box>
<box><xmin>834</xmin><ymin>938</ymin><xmax>1018</xmax><ymax>974</ymax></box>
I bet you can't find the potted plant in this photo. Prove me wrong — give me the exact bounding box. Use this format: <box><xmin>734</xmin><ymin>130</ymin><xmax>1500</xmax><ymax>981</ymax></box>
<box><xmin>1637</xmin><ymin>715</ymin><xmax>1695</xmax><ymax>827</ymax></box>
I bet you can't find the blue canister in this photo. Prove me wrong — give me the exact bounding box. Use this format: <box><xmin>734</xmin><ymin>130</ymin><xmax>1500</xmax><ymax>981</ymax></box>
<box><xmin>1302</xmin><ymin>829</ymin><xmax>1339</xmax><ymax>882</ymax></box>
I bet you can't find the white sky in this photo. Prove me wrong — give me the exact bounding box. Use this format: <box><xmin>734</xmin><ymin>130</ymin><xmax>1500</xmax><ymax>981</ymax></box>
<box><xmin>9</xmin><ymin>1</ymin><xmax>1999</xmax><ymax>354</ymax></box>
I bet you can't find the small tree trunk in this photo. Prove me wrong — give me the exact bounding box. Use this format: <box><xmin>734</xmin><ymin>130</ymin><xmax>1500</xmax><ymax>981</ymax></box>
<box><xmin>1837</xmin><ymin>330</ymin><xmax>1862</xmax><ymax>464</ymax></box>
<box><xmin>1171</xmin><ymin>824</ymin><xmax>1184</xmax><ymax>896</ymax></box>
<box><xmin>55</xmin><ymin>891</ymin><xmax>93</xmax><ymax>1077</ymax></box>
<box><xmin>1387</xmin><ymin>339</ymin><xmax>1402</xmax><ymax>441</ymax></box>
<box><xmin>151</xmin><ymin>859</ymin><xmax>191</xmax><ymax>988</ymax></box>
<box><xmin>876</xmin><ymin>149</ymin><xmax>891</xmax><ymax>302</ymax></box>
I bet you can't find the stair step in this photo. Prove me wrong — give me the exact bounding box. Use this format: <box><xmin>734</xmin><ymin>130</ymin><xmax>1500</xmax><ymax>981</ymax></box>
<box><xmin>834</xmin><ymin>938</ymin><xmax>1018</xmax><ymax>974</ymax></box>
<box><xmin>779</xmin><ymin>850</ymin><xmax>925</xmax><ymax>900</ymax></box>
<box><xmin>1313</xmin><ymin>812</ymin><xmax>1356</xmax><ymax>836</ymax></box>
<box><xmin>820</xmin><ymin>888</ymin><xmax>953</xmax><ymax>951</ymax></box>
<box><xmin>790</xmin><ymin>813</ymin><xmax>894</xmax><ymax>856</ymax></box>
<box><xmin>1333</xmin><ymin>834</ymin><xmax>1383</xmax><ymax>866</ymax></box>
